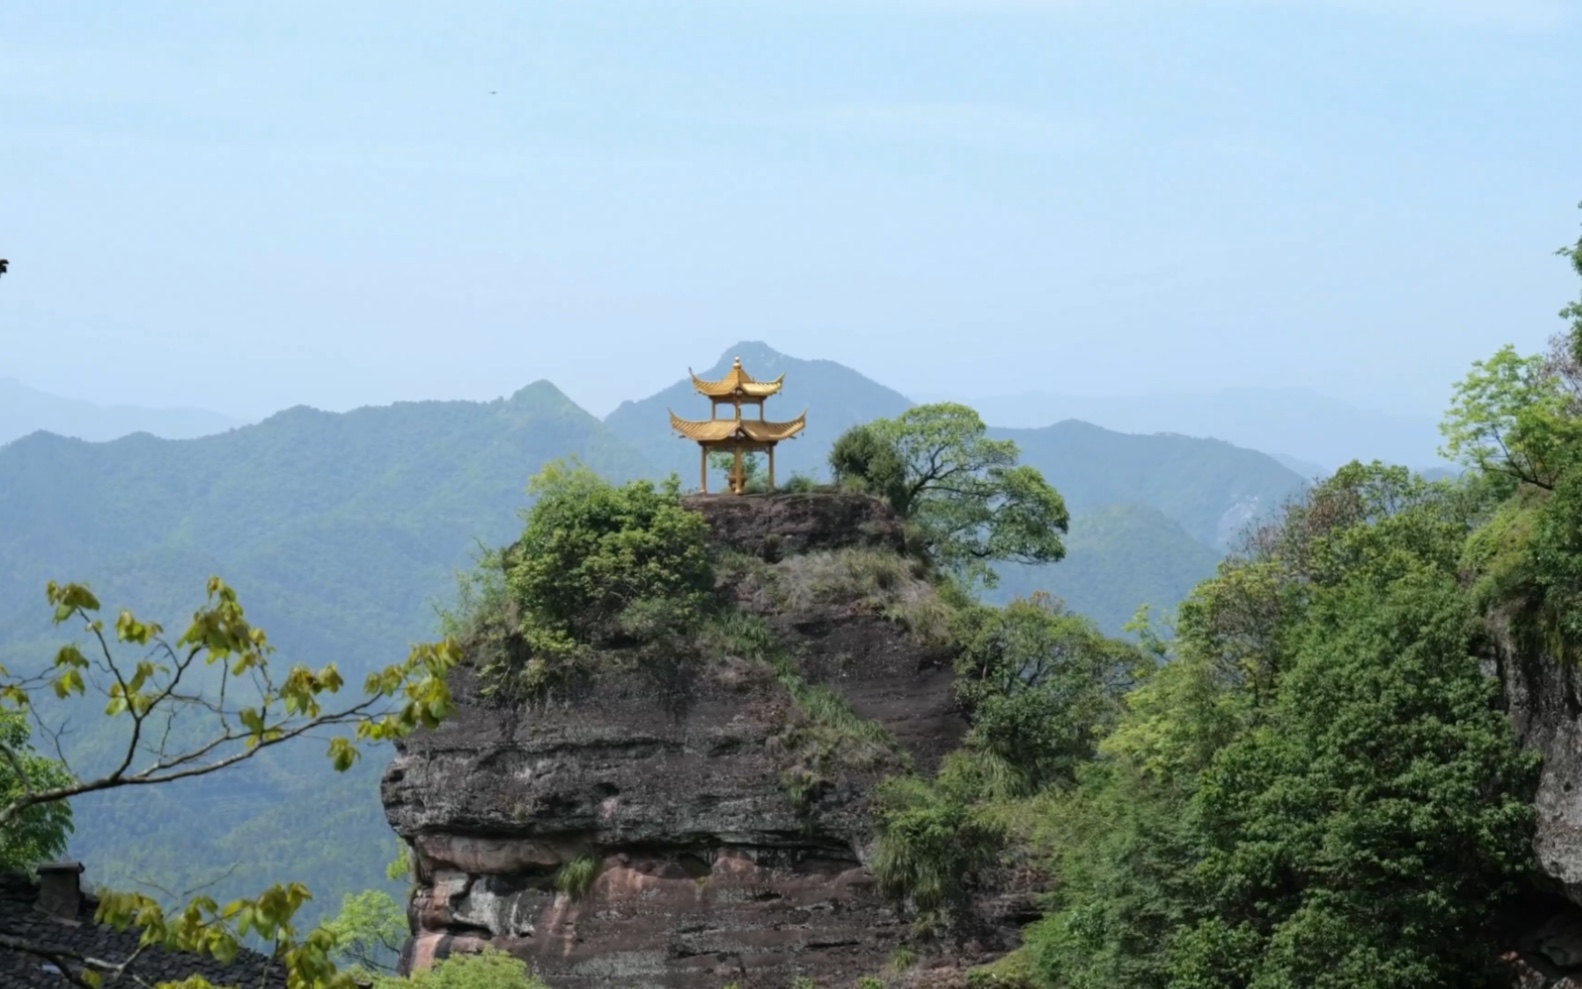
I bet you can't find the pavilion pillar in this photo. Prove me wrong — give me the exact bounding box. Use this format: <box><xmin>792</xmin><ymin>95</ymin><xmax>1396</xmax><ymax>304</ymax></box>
<box><xmin>768</xmin><ymin>446</ymin><xmax>776</xmax><ymax>492</ymax></box>
<box><xmin>700</xmin><ymin>446</ymin><xmax>708</xmax><ymax>495</ymax></box>
<box><xmin>732</xmin><ymin>447</ymin><xmax>744</xmax><ymax>494</ymax></box>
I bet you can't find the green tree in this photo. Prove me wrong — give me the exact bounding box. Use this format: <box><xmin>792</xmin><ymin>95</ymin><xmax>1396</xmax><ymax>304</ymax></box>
<box><xmin>1440</xmin><ymin>345</ymin><xmax>1582</xmax><ymax>490</ymax></box>
<box><xmin>1026</xmin><ymin>762</ymin><xmax>1200</xmax><ymax>989</ymax></box>
<box><xmin>323</xmin><ymin>888</ymin><xmax>408</xmax><ymax>975</ymax></box>
<box><xmin>1028</xmin><ymin>460</ymin><xmax>1533</xmax><ymax>988</ymax></box>
<box><xmin>0</xmin><ymin>578</ymin><xmax>459</xmax><ymax>989</ymax></box>
<box><xmin>828</xmin><ymin>403</ymin><xmax>1069</xmax><ymax>589</ymax></box>
<box><xmin>1172</xmin><ymin>568</ymin><xmax>1539</xmax><ymax>989</ymax></box>
<box><xmin>828</xmin><ymin>423</ymin><xmax>908</xmax><ymax>507</ymax></box>
<box><xmin>953</xmin><ymin>593</ymin><xmax>1152</xmax><ymax>794</ymax></box>
<box><xmin>506</xmin><ymin>459</ymin><xmax>715</xmax><ymax>656</ymax></box>
<box><xmin>1177</xmin><ymin>461</ymin><xmax>1473</xmax><ymax>704</ymax></box>
<box><xmin>0</xmin><ymin>709</ymin><xmax>73</xmax><ymax>871</ymax></box>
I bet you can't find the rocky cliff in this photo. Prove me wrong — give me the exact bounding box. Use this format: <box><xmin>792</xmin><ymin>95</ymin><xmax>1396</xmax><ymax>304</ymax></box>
<box><xmin>382</xmin><ymin>491</ymin><xmax>1014</xmax><ymax>988</ymax></box>
<box><xmin>1497</xmin><ymin>615</ymin><xmax>1582</xmax><ymax>989</ymax></box>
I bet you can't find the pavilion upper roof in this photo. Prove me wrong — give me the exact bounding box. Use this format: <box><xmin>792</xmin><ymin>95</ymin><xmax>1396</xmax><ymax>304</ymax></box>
<box><xmin>669</xmin><ymin>410</ymin><xmax>807</xmax><ymax>443</ymax></box>
<box><xmin>690</xmin><ymin>356</ymin><xmax>786</xmax><ymax>399</ymax></box>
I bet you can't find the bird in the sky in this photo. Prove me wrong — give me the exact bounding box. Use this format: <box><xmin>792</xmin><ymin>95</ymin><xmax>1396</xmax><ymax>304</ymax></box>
<box><xmin>0</xmin><ymin>259</ymin><xmax>8</xmax><ymax>279</ymax></box>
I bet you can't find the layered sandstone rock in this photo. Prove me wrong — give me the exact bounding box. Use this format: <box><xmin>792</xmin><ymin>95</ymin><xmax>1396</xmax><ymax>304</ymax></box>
<box><xmin>382</xmin><ymin>491</ymin><xmax>1006</xmax><ymax>988</ymax></box>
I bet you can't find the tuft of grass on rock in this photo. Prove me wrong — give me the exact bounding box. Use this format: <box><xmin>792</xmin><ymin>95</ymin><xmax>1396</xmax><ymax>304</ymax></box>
<box><xmin>555</xmin><ymin>854</ymin><xmax>600</xmax><ymax>902</ymax></box>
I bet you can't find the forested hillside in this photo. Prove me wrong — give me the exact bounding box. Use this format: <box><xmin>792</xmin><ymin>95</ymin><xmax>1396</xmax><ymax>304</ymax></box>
<box><xmin>0</xmin><ymin>381</ymin><xmax>654</xmax><ymax>916</ymax></box>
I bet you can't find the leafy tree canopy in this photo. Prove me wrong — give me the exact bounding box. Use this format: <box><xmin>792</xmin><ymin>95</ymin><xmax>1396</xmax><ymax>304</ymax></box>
<box><xmin>322</xmin><ymin>887</ymin><xmax>408</xmax><ymax>976</ymax></box>
<box><xmin>952</xmin><ymin>593</ymin><xmax>1152</xmax><ymax>795</ymax></box>
<box><xmin>1439</xmin><ymin>344</ymin><xmax>1582</xmax><ymax>490</ymax></box>
<box><xmin>0</xmin><ymin>578</ymin><xmax>459</xmax><ymax>989</ymax></box>
<box><xmin>1442</xmin><ymin>208</ymin><xmax>1582</xmax><ymax>491</ymax></box>
<box><xmin>1173</xmin><ymin>567</ymin><xmax>1539</xmax><ymax>989</ymax></box>
<box><xmin>1024</xmin><ymin>453</ymin><xmax>1539</xmax><ymax>988</ymax></box>
<box><xmin>828</xmin><ymin>403</ymin><xmax>1069</xmax><ymax>589</ymax></box>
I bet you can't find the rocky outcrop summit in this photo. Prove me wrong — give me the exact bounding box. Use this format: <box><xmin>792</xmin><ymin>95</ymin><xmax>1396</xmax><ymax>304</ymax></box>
<box><xmin>382</xmin><ymin>491</ymin><xmax>1006</xmax><ymax>988</ymax></box>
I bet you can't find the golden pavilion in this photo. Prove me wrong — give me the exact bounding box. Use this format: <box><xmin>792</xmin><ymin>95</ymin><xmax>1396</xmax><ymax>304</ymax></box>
<box><xmin>670</xmin><ymin>356</ymin><xmax>807</xmax><ymax>494</ymax></box>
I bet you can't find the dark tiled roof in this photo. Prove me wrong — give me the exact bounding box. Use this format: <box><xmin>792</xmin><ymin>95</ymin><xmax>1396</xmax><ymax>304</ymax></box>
<box><xmin>0</xmin><ymin>873</ymin><xmax>288</xmax><ymax>987</ymax></box>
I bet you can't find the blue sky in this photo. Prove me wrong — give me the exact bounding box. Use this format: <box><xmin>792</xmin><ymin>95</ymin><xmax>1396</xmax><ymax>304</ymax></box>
<box><xmin>0</xmin><ymin>0</ymin><xmax>1576</xmax><ymax>421</ymax></box>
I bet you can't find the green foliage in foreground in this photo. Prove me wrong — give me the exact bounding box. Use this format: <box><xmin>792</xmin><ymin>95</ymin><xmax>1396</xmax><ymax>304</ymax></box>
<box><xmin>0</xmin><ymin>578</ymin><xmax>459</xmax><ymax>988</ymax></box>
<box><xmin>936</xmin><ymin>223</ymin><xmax>1582</xmax><ymax>980</ymax></box>
<box><xmin>1176</xmin><ymin>571</ymin><xmax>1536</xmax><ymax>988</ymax></box>
<box><xmin>868</xmin><ymin>591</ymin><xmax>1153</xmax><ymax>925</ymax></box>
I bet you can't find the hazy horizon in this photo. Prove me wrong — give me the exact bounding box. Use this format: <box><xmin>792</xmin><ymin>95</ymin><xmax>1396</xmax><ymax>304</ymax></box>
<box><xmin>2</xmin><ymin>1</ymin><xmax>1578</xmax><ymax>425</ymax></box>
<box><xmin>4</xmin><ymin>343</ymin><xmax>1450</xmax><ymax>471</ymax></box>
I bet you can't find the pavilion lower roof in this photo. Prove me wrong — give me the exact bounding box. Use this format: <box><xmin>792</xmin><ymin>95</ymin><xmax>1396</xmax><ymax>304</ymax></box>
<box><xmin>669</xmin><ymin>410</ymin><xmax>807</xmax><ymax>443</ymax></box>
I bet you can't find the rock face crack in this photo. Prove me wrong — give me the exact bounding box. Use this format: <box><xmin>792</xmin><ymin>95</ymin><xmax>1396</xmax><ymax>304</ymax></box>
<box><xmin>383</xmin><ymin>491</ymin><xmax>1008</xmax><ymax>987</ymax></box>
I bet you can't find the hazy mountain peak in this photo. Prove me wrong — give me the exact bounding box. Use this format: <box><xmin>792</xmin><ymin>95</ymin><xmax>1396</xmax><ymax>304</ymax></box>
<box><xmin>507</xmin><ymin>378</ymin><xmax>581</xmax><ymax>407</ymax></box>
<box><xmin>1</xmin><ymin>377</ymin><xmax>244</xmax><ymax>447</ymax></box>
<box><xmin>710</xmin><ymin>340</ymin><xmax>786</xmax><ymax>371</ymax></box>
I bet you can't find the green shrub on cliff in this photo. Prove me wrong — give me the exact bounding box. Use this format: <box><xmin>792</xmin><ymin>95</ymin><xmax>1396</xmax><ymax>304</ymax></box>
<box><xmin>377</xmin><ymin>950</ymin><xmax>548</xmax><ymax>989</ymax></box>
<box><xmin>870</xmin><ymin>756</ymin><xmax>1007</xmax><ymax>922</ymax></box>
<box><xmin>509</xmin><ymin>459</ymin><xmax>714</xmax><ymax>653</ymax></box>
<box><xmin>471</xmin><ymin>460</ymin><xmax>717</xmax><ymax>695</ymax></box>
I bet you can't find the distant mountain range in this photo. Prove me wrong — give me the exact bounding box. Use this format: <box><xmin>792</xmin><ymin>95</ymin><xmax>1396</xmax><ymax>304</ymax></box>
<box><xmin>0</xmin><ymin>377</ymin><xmax>245</xmax><ymax>446</ymax></box>
<box><xmin>920</xmin><ymin>387</ymin><xmax>1449</xmax><ymax>475</ymax></box>
<box><xmin>0</xmin><ymin>340</ymin><xmax>1323</xmax><ymax>927</ymax></box>
<box><xmin>8</xmin><ymin>354</ymin><xmax>1450</xmax><ymax>476</ymax></box>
